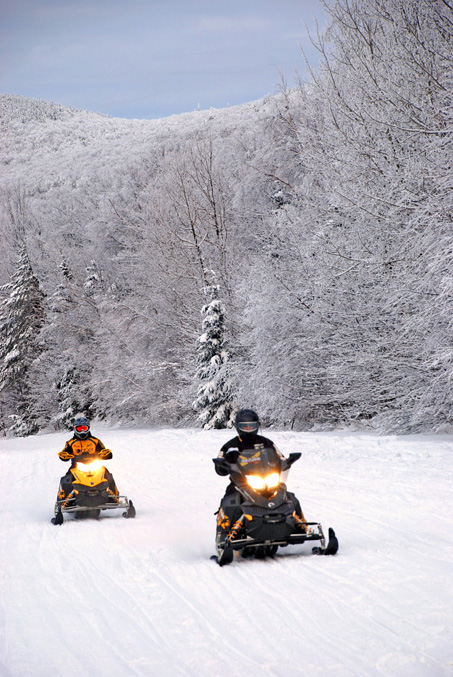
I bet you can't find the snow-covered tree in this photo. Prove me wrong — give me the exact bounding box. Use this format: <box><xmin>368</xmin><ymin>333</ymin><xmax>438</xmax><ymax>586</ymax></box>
<box><xmin>193</xmin><ymin>276</ymin><xmax>235</xmax><ymax>429</ymax></box>
<box><xmin>242</xmin><ymin>0</ymin><xmax>453</xmax><ymax>431</ymax></box>
<box><xmin>0</xmin><ymin>243</ymin><xmax>45</xmax><ymax>435</ymax></box>
<box><xmin>31</xmin><ymin>255</ymin><xmax>103</xmax><ymax>431</ymax></box>
<box><xmin>0</xmin><ymin>0</ymin><xmax>451</xmax><ymax>436</ymax></box>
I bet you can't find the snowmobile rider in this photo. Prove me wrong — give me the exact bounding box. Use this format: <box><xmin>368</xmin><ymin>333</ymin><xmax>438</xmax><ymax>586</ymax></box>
<box><xmin>216</xmin><ymin>409</ymin><xmax>282</xmax><ymax>495</ymax></box>
<box><xmin>57</xmin><ymin>416</ymin><xmax>118</xmax><ymax>500</ymax></box>
<box><xmin>215</xmin><ymin>409</ymin><xmax>308</xmax><ymax>530</ymax></box>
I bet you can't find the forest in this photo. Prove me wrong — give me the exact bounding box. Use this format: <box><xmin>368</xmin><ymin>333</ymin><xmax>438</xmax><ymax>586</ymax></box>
<box><xmin>1</xmin><ymin>0</ymin><xmax>452</xmax><ymax>436</ymax></box>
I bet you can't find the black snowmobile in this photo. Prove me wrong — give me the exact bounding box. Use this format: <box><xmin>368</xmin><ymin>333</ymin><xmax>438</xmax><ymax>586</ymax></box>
<box><xmin>212</xmin><ymin>447</ymin><xmax>338</xmax><ymax>566</ymax></box>
<box><xmin>51</xmin><ymin>458</ymin><xmax>136</xmax><ymax>525</ymax></box>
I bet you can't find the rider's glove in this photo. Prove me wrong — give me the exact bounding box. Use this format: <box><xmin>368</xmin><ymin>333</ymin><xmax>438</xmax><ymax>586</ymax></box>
<box><xmin>99</xmin><ymin>448</ymin><xmax>112</xmax><ymax>459</ymax></box>
<box><xmin>213</xmin><ymin>457</ymin><xmax>230</xmax><ymax>476</ymax></box>
<box><xmin>58</xmin><ymin>450</ymin><xmax>74</xmax><ymax>461</ymax></box>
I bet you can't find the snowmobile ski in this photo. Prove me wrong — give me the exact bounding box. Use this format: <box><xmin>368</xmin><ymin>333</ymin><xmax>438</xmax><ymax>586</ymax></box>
<box><xmin>51</xmin><ymin>510</ymin><xmax>64</xmax><ymax>526</ymax></box>
<box><xmin>123</xmin><ymin>500</ymin><xmax>136</xmax><ymax>519</ymax></box>
<box><xmin>312</xmin><ymin>528</ymin><xmax>339</xmax><ymax>555</ymax></box>
<box><xmin>211</xmin><ymin>543</ymin><xmax>234</xmax><ymax>566</ymax></box>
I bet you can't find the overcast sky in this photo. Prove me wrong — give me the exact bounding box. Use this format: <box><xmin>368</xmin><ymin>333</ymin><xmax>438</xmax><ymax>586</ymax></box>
<box><xmin>1</xmin><ymin>0</ymin><xmax>328</xmax><ymax>120</ymax></box>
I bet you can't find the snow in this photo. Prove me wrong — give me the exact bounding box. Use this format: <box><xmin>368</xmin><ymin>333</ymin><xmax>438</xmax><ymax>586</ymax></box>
<box><xmin>1</xmin><ymin>427</ymin><xmax>452</xmax><ymax>676</ymax></box>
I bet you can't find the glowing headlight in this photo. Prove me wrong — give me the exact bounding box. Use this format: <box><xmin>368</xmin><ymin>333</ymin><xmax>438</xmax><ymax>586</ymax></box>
<box><xmin>265</xmin><ymin>472</ymin><xmax>280</xmax><ymax>489</ymax></box>
<box><xmin>246</xmin><ymin>472</ymin><xmax>280</xmax><ymax>490</ymax></box>
<box><xmin>77</xmin><ymin>460</ymin><xmax>103</xmax><ymax>473</ymax></box>
<box><xmin>246</xmin><ymin>475</ymin><xmax>266</xmax><ymax>490</ymax></box>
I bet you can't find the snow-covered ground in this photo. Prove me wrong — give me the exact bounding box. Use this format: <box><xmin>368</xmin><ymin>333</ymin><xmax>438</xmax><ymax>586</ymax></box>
<box><xmin>0</xmin><ymin>427</ymin><xmax>452</xmax><ymax>676</ymax></box>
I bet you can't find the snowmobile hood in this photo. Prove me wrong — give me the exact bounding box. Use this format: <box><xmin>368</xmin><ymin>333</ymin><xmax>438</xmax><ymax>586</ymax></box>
<box><xmin>70</xmin><ymin>462</ymin><xmax>106</xmax><ymax>487</ymax></box>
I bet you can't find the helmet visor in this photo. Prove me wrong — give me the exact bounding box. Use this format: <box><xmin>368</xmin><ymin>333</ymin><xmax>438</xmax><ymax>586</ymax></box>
<box><xmin>75</xmin><ymin>425</ymin><xmax>89</xmax><ymax>433</ymax></box>
<box><xmin>237</xmin><ymin>421</ymin><xmax>259</xmax><ymax>433</ymax></box>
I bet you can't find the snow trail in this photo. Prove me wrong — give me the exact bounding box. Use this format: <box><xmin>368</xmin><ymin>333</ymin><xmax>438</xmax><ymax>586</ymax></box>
<box><xmin>1</xmin><ymin>428</ymin><xmax>452</xmax><ymax>676</ymax></box>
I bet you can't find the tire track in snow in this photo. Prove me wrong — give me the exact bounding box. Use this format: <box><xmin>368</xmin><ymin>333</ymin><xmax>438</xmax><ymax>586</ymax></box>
<box><xmin>2</xmin><ymin>429</ymin><xmax>452</xmax><ymax>676</ymax></box>
<box><xmin>38</xmin><ymin>520</ymin><xmax>198</xmax><ymax>676</ymax></box>
<box><xmin>282</xmin><ymin>548</ymin><xmax>450</xmax><ymax>676</ymax></box>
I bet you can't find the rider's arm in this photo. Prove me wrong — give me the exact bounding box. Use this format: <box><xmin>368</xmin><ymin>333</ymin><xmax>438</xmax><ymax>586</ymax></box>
<box><xmin>95</xmin><ymin>438</ymin><xmax>112</xmax><ymax>459</ymax></box>
<box><xmin>215</xmin><ymin>449</ymin><xmax>230</xmax><ymax>475</ymax></box>
<box><xmin>99</xmin><ymin>448</ymin><xmax>112</xmax><ymax>459</ymax></box>
<box><xmin>215</xmin><ymin>441</ymin><xmax>238</xmax><ymax>475</ymax></box>
<box><xmin>58</xmin><ymin>441</ymin><xmax>74</xmax><ymax>461</ymax></box>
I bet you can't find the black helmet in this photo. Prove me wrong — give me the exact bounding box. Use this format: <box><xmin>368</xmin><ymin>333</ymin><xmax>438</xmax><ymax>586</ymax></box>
<box><xmin>235</xmin><ymin>409</ymin><xmax>260</xmax><ymax>438</ymax></box>
<box><xmin>73</xmin><ymin>416</ymin><xmax>90</xmax><ymax>440</ymax></box>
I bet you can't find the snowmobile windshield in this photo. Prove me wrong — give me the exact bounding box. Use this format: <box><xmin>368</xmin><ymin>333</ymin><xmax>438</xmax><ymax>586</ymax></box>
<box><xmin>237</xmin><ymin>447</ymin><xmax>281</xmax><ymax>475</ymax></box>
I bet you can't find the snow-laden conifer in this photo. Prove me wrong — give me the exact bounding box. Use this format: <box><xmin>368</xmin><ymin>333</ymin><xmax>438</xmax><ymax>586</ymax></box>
<box><xmin>193</xmin><ymin>277</ymin><xmax>235</xmax><ymax>429</ymax></box>
<box><xmin>35</xmin><ymin>256</ymin><xmax>99</xmax><ymax>430</ymax></box>
<box><xmin>0</xmin><ymin>244</ymin><xmax>45</xmax><ymax>435</ymax></box>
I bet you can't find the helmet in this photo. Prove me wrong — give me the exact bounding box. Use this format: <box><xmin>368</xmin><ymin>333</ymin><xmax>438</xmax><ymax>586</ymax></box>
<box><xmin>235</xmin><ymin>409</ymin><xmax>260</xmax><ymax>438</ymax></box>
<box><xmin>73</xmin><ymin>416</ymin><xmax>90</xmax><ymax>440</ymax></box>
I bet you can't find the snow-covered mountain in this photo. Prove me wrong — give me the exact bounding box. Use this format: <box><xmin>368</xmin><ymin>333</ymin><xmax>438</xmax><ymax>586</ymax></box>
<box><xmin>0</xmin><ymin>92</ymin><xmax>272</xmax><ymax>191</ymax></box>
<box><xmin>1</xmin><ymin>0</ymin><xmax>452</xmax><ymax>437</ymax></box>
<box><xmin>1</xmin><ymin>427</ymin><xmax>452</xmax><ymax>676</ymax></box>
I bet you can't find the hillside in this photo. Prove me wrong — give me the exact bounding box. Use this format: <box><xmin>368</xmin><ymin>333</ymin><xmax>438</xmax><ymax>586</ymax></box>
<box><xmin>1</xmin><ymin>0</ymin><xmax>452</xmax><ymax>436</ymax></box>
<box><xmin>0</xmin><ymin>92</ymin><xmax>273</xmax><ymax>192</ymax></box>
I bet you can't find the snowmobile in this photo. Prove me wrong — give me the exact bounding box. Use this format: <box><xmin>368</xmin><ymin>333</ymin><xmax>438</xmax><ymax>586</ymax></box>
<box><xmin>51</xmin><ymin>458</ymin><xmax>136</xmax><ymax>525</ymax></box>
<box><xmin>212</xmin><ymin>447</ymin><xmax>338</xmax><ymax>566</ymax></box>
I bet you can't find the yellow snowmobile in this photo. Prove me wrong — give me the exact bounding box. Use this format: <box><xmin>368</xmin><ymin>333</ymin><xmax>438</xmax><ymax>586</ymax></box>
<box><xmin>51</xmin><ymin>459</ymin><xmax>135</xmax><ymax>524</ymax></box>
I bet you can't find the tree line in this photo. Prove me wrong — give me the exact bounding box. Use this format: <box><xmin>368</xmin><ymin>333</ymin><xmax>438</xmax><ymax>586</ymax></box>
<box><xmin>1</xmin><ymin>0</ymin><xmax>452</xmax><ymax>435</ymax></box>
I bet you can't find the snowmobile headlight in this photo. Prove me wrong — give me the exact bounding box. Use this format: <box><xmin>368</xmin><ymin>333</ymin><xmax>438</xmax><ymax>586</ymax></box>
<box><xmin>76</xmin><ymin>460</ymin><xmax>103</xmax><ymax>473</ymax></box>
<box><xmin>246</xmin><ymin>475</ymin><xmax>267</xmax><ymax>490</ymax></box>
<box><xmin>246</xmin><ymin>472</ymin><xmax>280</xmax><ymax>491</ymax></box>
<box><xmin>265</xmin><ymin>472</ymin><xmax>280</xmax><ymax>489</ymax></box>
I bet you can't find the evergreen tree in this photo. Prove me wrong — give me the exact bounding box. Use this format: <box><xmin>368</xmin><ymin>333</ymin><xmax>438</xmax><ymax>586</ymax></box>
<box><xmin>49</xmin><ymin>256</ymin><xmax>73</xmax><ymax>314</ymax></box>
<box><xmin>193</xmin><ymin>277</ymin><xmax>235</xmax><ymax>429</ymax></box>
<box><xmin>46</xmin><ymin>257</ymin><xmax>99</xmax><ymax>428</ymax></box>
<box><xmin>0</xmin><ymin>244</ymin><xmax>45</xmax><ymax>435</ymax></box>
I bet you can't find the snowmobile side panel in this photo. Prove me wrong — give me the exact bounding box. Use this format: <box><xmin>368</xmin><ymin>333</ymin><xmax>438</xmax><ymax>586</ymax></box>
<box><xmin>54</xmin><ymin>495</ymin><xmax>132</xmax><ymax>516</ymax></box>
<box><xmin>227</xmin><ymin>522</ymin><xmax>326</xmax><ymax>551</ymax></box>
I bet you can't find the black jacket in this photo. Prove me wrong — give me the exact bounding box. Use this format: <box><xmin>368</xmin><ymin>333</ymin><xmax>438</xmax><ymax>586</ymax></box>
<box><xmin>215</xmin><ymin>434</ymin><xmax>281</xmax><ymax>476</ymax></box>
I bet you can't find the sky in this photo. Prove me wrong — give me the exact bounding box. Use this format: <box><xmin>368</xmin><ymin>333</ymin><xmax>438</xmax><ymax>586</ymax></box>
<box><xmin>0</xmin><ymin>0</ymin><xmax>328</xmax><ymax>120</ymax></box>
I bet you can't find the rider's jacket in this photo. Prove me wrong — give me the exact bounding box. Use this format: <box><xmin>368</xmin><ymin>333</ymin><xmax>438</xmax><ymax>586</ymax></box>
<box><xmin>58</xmin><ymin>435</ymin><xmax>112</xmax><ymax>466</ymax></box>
<box><xmin>216</xmin><ymin>434</ymin><xmax>282</xmax><ymax>476</ymax></box>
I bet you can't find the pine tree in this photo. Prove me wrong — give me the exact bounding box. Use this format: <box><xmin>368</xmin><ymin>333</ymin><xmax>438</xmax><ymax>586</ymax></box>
<box><xmin>43</xmin><ymin>257</ymin><xmax>98</xmax><ymax>429</ymax></box>
<box><xmin>193</xmin><ymin>277</ymin><xmax>235</xmax><ymax>429</ymax></box>
<box><xmin>0</xmin><ymin>244</ymin><xmax>45</xmax><ymax>435</ymax></box>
